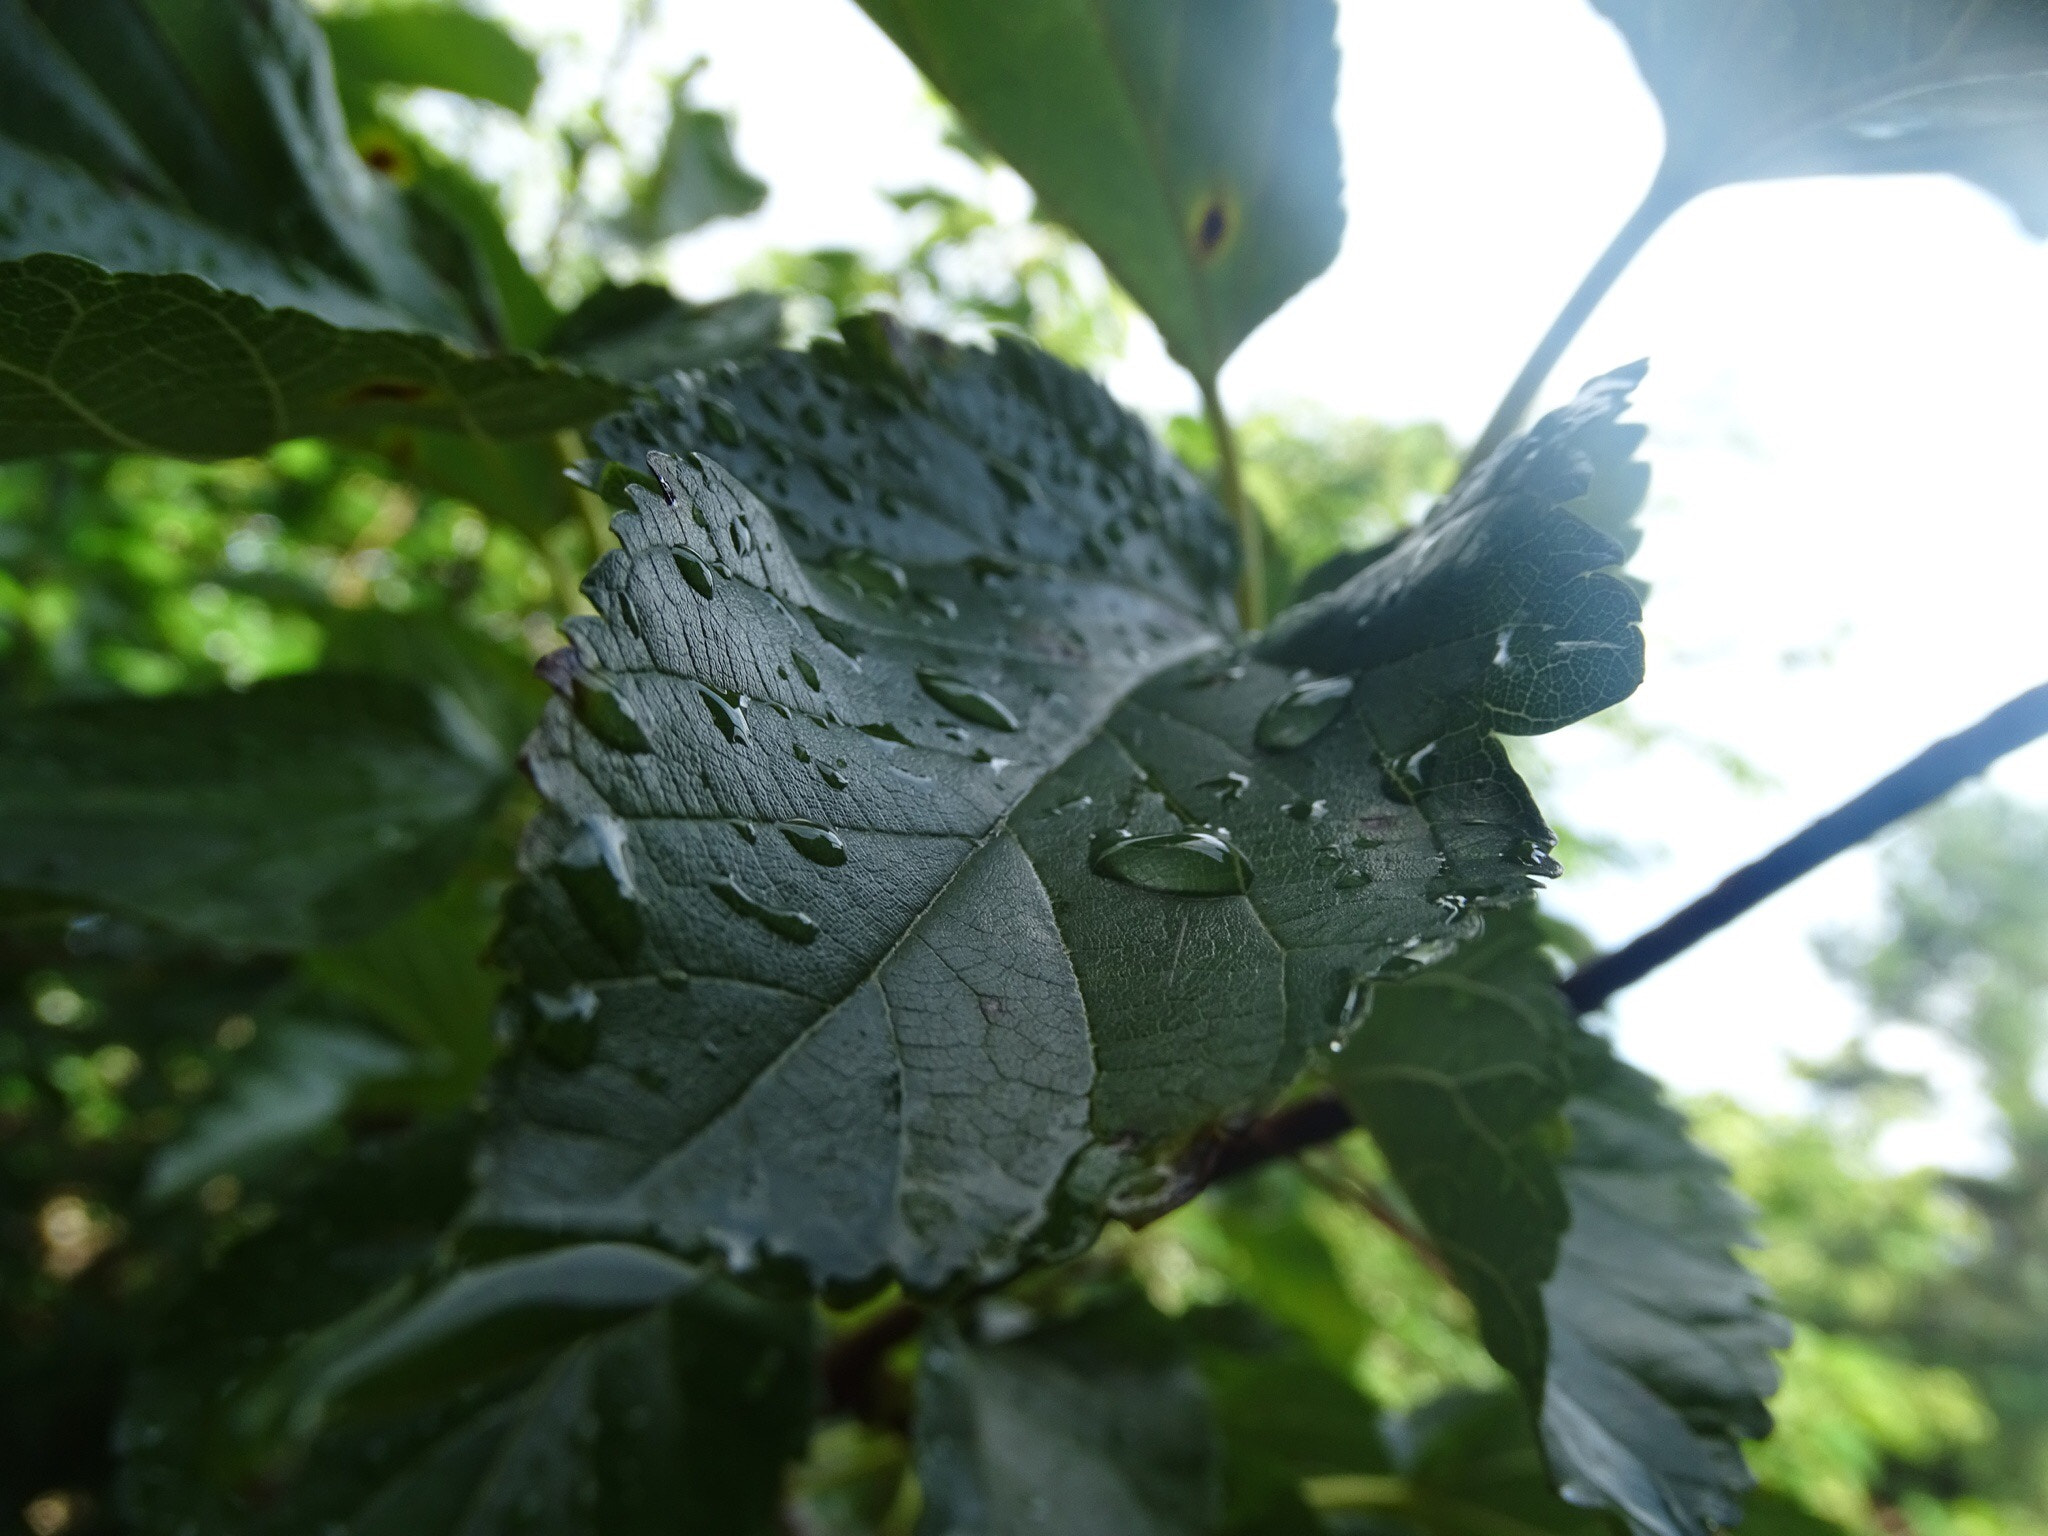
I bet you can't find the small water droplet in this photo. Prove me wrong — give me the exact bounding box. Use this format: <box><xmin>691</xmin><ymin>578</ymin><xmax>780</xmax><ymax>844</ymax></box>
<box><xmin>1043</xmin><ymin>794</ymin><xmax>1094</xmax><ymax>818</ymax></box>
<box><xmin>781</xmin><ymin>820</ymin><xmax>847</xmax><ymax>866</ymax></box>
<box><xmin>1335</xmin><ymin>979</ymin><xmax>1375</xmax><ymax>1043</ymax></box>
<box><xmin>1283</xmin><ymin>797</ymin><xmax>1329</xmax><ymax>822</ymax></box>
<box><xmin>672</xmin><ymin>547</ymin><xmax>715</xmax><ymax>599</ymax></box>
<box><xmin>700</xmin><ymin>1037</ymin><xmax>724</xmax><ymax>1059</ymax></box>
<box><xmin>1090</xmin><ymin>827</ymin><xmax>1253</xmax><ymax>896</ymax></box>
<box><xmin>917</xmin><ymin>591</ymin><xmax>960</xmax><ymax>620</ymax></box>
<box><xmin>710</xmin><ymin>877</ymin><xmax>820</xmax><ymax>944</ymax></box>
<box><xmin>819</xmin><ymin>765</ymin><xmax>850</xmax><ymax>790</ymax></box>
<box><xmin>1515</xmin><ymin>838</ymin><xmax>1562</xmax><ymax>877</ymax></box>
<box><xmin>817</xmin><ymin>462</ymin><xmax>859</xmax><ymax>502</ymax></box>
<box><xmin>792</xmin><ymin>740</ymin><xmax>812</xmax><ymax>763</ymax></box>
<box><xmin>1255</xmin><ymin>675</ymin><xmax>1354</xmax><ymax>751</ymax></box>
<box><xmin>572</xmin><ymin>676</ymin><xmax>651</xmax><ymax>753</ymax></box>
<box><xmin>700</xmin><ymin>688</ymin><xmax>750</xmax><ymax>745</ymax></box>
<box><xmin>858</xmin><ymin>721</ymin><xmax>915</xmax><ymax>746</ymax></box>
<box><xmin>968</xmin><ymin>553</ymin><xmax>1022</xmax><ymax>582</ymax></box>
<box><xmin>729</xmin><ymin>517</ymin><xmax>754</xmax><ymax>557</ymax></box>
<box><xmin>1199</xmin><ymin>771</ymin><xmax>1251</xmax><ymax>801</ymax></box>
<box><xmin>918</xmin><ymin>669</ymin><xmax>1020</xmax><ymax>731</ymax></box>
<box><xmin>702</xmin><ymin>395</ymin><xmax>746</xmax><ymax>446</ymax></box>
<box><xmin>989</xmin><ymin>458</ymin><xmax>1037</xmax><ymax>502</ymax></box>
<box><xmin>798</xmin><ymin>402</ymin><xmax>829</xmax><ymax>437</ymax></box>
<box><xmin>829</xmin><ymin>548</ymin><xmax>909</xmax><ymax>603</ymax></box>
<box><xmin>790</xmin><ymin>649</ymin><xmax>821</xmax><ymax>690</ymax></box>
<box><xmin>731</xmin><ymin>820</ymin><xmax>757</xmax><ymax>844</ymax></box>
<box><xmin>530</xmin><ymin>983</ymin><xmax>600</xmax><ymax>1069</ymax></box>
<box><xmin>1493</xmin><ymin>627</ymin><xmax>1514</xmax><ymax>667</ymax></box>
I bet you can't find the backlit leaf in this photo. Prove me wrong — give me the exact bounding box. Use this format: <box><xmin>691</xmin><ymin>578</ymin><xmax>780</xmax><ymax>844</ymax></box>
<box><xmin>850</xmin><ymin>0</ymin><xmax>1344</xmax><ymax>380</ymax></box>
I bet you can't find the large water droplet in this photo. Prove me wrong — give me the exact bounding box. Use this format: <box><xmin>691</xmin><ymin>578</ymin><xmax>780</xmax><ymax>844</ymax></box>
<box><xmin>858</xmin><ymin>721</ymin><xmax>915</xmax><ymax>746</ymax></box>
<box><xmin>1255</xmin><ymin>675</ymin><xmax>1353</xmax><ymax>752</ymax></box>
<box><xmin>918</xmin><ymin>669</ymin><xmax>1020</xmax><ymax>731</ymax></box>
<box><xmin>700</xmin><ymin>688</ymin><xmax>749</xmax><ymax>745</ymax></box>
<box><xmin>789</xmin><ymin>649</ymin><xmax>821</xmax><ymax>690</ymax></box>
<box><xmin>556</xmin><ymin>816</ymin><xmax>643</xmax><ymax>957</ymax></box>
<box><xmin>729</xmin><ymin>517</ymin><xmax>754</xmax><ymax>557</ymax></box>
<box><xmin>1090</xmin><ymin>827</ymin><xmax>1253</xmax><ymax>896</ymax></box>
<box><xmin>1200</xmin><ymin>771</ymin><xmax>1251</xmax><ymax>801</ymax></box>
<box><xmin>710</xmin><ymin>877</ymin><xmax>820</xmax><ymax>944</ymax></box>
<box><xmin>701</xmin><ymin>395</ymin><xmax>746</xmax><ymax>446</ymax></box>
<box><xmin>818</xmin><ymin>765</ymin><xmax>850</xmax><ymax>790</ymax></box>
<box><xmin>829</xmin><ymin>548</ymin><xmax>909</xmax><ymax>603</ymax></box>
<box><xmin>573</xmin><ymin>676</ymin><xmax>651</xmax><ymax>753</ymax></box>
<box><xmin>781</xmin><ymin>820</ymin><xmax>847</xmax><ymax>867</ymax></box>
<box><xmin>672</xmin><ymin>547</ymin><xmax>714</xmax><ymax>599</ymax></box>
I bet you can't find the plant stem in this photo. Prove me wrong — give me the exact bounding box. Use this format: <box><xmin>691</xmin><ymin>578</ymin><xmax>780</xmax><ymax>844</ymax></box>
<box><xmin>1562</xmin><ymin>679</ymin><xmax>2048</xmax><ymax>1013</ymax></box>
<box><xmin>1202</xmin><ymin>376</ymin><xmax>1265</xmax><ymax>630</ymax></box>
<box><xmin>1462</xmin><ymin>168</ymin><xmax>1685</xmax><ymax>471</ymax></box>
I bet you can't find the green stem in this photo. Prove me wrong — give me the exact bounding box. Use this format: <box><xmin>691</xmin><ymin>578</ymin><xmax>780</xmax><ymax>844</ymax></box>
<box><xmin>1462</xmin><ymin>166</ymin><xmax>1687</xmax><ymax>472</ymax></box>
<box><xmin>1202</xmin><ymin>377</ymin><xmax>1264</xmax><ymax>630</ymax></box>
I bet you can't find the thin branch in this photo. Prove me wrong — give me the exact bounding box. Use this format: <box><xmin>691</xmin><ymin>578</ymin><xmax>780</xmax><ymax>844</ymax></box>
<box><xmin>1202</xmin><ymin>377</ymin><xmax>1265</xmax><ymax>630</ymax></box>
<box><xmin>1563</xmin><ymin>679</ymin><xmax>2048</xmax><ymax>1013</ymax></box>
<box><xmin>1462</xmin><ymin>167</ymin><xmax>1685</xmax><ymax>471</ymax></box>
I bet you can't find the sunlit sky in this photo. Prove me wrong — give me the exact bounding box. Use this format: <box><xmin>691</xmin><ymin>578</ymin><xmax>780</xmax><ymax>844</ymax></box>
<box><xmin>478</xmin><ymin>0</ymin><xmax>2048</xmax><ymax>1170</ymax></box>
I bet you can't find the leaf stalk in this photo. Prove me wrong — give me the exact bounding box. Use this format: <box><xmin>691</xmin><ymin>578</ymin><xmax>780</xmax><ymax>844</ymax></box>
<box><xmin>1201</xmin><ymin>376</ymin><xmax>1265</xmax><ymax>629</ymax></box>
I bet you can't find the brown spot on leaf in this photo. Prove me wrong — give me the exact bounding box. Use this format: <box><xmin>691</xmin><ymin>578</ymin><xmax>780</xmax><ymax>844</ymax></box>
<box><xmin>1192</xmin><ymin>194</ymin><xmax>1235</xmax><ymax>261</ymax></box>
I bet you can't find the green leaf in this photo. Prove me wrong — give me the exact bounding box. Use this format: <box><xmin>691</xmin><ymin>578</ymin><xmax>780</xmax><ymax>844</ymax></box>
<box><xmin>0</xmin><ymin>0</ymin><xmax>477</xmax><ymax>335</ymax></box>
<box><xmin>915</xmin><ymin>1299</ymin><xmax>1221</xmax><ymax>1536</ymax></box>
<box><xmin>0</xmin><ymin>672</ymin><xmax>506</xmax><ymax>950</ymax></box>
<box><xmin>1595</xmin><ymin>0</ymin><xmax>2048</xmax><ymax>233</ymax></box>
<box><xmin>545</xmin><ymin>282</ymin><xmax>784</xmax><ymax>384</ymax></box>
<box><xmin>0</xmin><ymin>254</ymin><xmax>626</xmax><ymax>460</ymax></box>
<box><xmin>470</xmin><ymin>326</ymin><xmax>1643</xmax><ymax>1289</ymax></box>
<box><xmin>321</xmin><ymin>5</ymin><xmax>541</xmax><ymax>116</ymax></box>
<box><xmin>122</xmin><ymin>1131</ymin><xmax>812</xmax><ymax>1536</ymax></box>
<box><xmin>615</xmin><ymin>69</ymin><xmax>769</xmax><ymax>245</ymax></box>
<box><xmin>850</xmin><ymin>0</ymin><xmax>1344</xmax><ymax>380</ymax></box>
<box><xmin>146</xmin><ymin>1021</ymin><xmax>416</xmax><ymax>1199</ymax></box>
<box><xmin>1329</xmin><ymin>910</ymin><xmax>1789</xmax><ymax>1536</ymax></box>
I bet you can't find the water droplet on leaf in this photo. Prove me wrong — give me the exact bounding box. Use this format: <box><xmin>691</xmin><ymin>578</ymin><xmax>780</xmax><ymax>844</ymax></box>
<box><xmin>829</xmin><ymin>548</ymin><xmax>909</xmax><ymax>603</ymax></box>
<box><xmin>1255</xmin><ymin>675</ymin><xmax>1353</xmax><ymax>752</ymax></box>
<box><xmin>672</xmin><ymin>548</ymin><xmax>714</xmax><ymax>599</ymax></box>
<box><xmin>781</xmin><ymin>820</ymin><xmax>847</xmax><ymax>867</ymax></box>
<box><xmin>789</xmin><ymin>649</ymin><xmax>821</xmax><ymax>690</ymax></box>
<box><xmin>1283</xmin><ymin>798</ymin><xmax>1329</xmax><ymax>822</ymax></box>
<box><xmin>1091</xmin><ymin>827</ymin><xmax>1253</xmax><ymax>896</ymax></box>
<box><xmin>710</xmin><ymin>877</ymin><xmax>820</xmax><ymax>944</ymax></box>
<box><xmin>1200</xmin><ymin>771</ymin><xmax>1251</xmax><ymax>801</ymax></box>
<box><xmin>918</xmin><ymin>669</ymin><xmax>1020</xmax><ymax>731</ymax></box>
<box><xmin>572</xmin><ymin>675</ymin><xmax>650</xmax><ymax>753</ymax></box>
<box><xmin>699</xmin><ymin>688</ymin><xmax>750</xmax><ymax>745</ymax></box>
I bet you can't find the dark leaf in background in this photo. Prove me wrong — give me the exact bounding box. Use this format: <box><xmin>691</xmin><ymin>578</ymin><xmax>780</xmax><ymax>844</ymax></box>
<box><xmin>1596</xmin><ymin>0</ymin><xmax>2048</xmax><ymax>232</ymax></box>
<box><xmin>470</xmin><ymin>327</ymin><xmax>1640</xmax><ymax>1290</ymax></box>
<box><xmin>0</xmin><ymin>255</ymin><xmax>626</xmax><ymax>461</ymax></box>
<box><xmin>545</xmin><ymin>282</ymin><xmax>785</xmax><ymax>384</ymax></box>
<box><xmin>1331</xmin><ymin>909</ymin><xmax>1788</xmax><ymax>1536</ymax></box>
<box><xmin>0</xmin><ymin>672</ymin><xmax>507</xmax><ymax>951</ymax></box>
<box><xmin>320</xmin><ymin>4</ymin><xmax>542</xmax><ymax>117</ymax></box>
<box><xmin>915</xmin><ymin>1300</ymin><xmax>1221</xmax><ymax>1536</ymax></box>
<box><xmin>614</xmin><ymin>65</ymin><xmax>769</xmax><ymax>245</ymax></box>
<box><xmin>121</xmin><ymin>1134</ymin><xmax>813</xmax><ymax>1536</ymax></box>
<box><xmin>0</xmin><ymin>0</ymin><xmax>478</xmax><ymax>335</ymax></box>
<box><xmin>851</xmin><ymin>0</ymin><xmax>1345</xmax><ymax>380</ymax></box>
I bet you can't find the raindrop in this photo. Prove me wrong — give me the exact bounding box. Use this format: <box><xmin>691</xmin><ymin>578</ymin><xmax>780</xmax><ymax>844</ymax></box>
<box><xmin>829</xmin><ymin>548</ymin><xmax>909</xmax><ymax>603</ymax></box>
<box><xmin>917</xmin><ymin>591</ymin><xmax>960</xmax><ymax>621</ymax></box>
<box><xmin>710</xmin><ymin>877</ymin><xmax>820</xmax><ymax>944</ymax></box>
<box><xmin>1199</xmin><ymin>771</ymin><xmax>1251</xmax><ymax>801</ymax></box>
<box><xmin>918</xmin><ymin>669</ymin><xmax>1021</xmax><ymax>731</ymax></box>
<box><xmin>858</xmin><ymin>721</ymin><xmax>915</xmax><ymax>746</ymax></box>
<box><xmin>1090</xmin><ymin>827</ymin><xmax>1253</xmax><ymax>896</ymax></box>
<box><xmin>729</xmin><ymin>517</ymin><xmax>754</xmax><ymax>557</ymax></box>
<box><xmin>1283</xmin><ymin>797</ymin><xmax>1329</xmax><ymax>822</ymax></box>
<box><xmin>989</xmin><ymin>458</ymin><xmax>1037</xmax><ymax>503</ymax></box>
<box><xmin>817</xmin><ymin>463</ymin><xmax>859</xmax><ymax>502</ymax></box>
<box><xmin>530</xmin><ymin>984</ymin><xmax>600</xmax><ymax>1069</ymax></box>
<box><xmin>1255</xmin><ymin>675</ymin><xmax>1353</xmax><ymax>752</ymax></box>
<box><xmin>1043</xmin><ymin>794</ymin><xmax>1094</xmax><ymax>818</ymax></box>
<box><xmin>805</xmin><ymin>607</ymin><xmax>865</xmax><ymax>660</ymax></box>
<box><xmin>1335</xmin><ymin>979</ymin><xmax>1374</xmax><ymax>1044</ymax></box>
<box><xmin>699</xmin><ymin>688</ymin><xmax>750</xmax><ymax>745</ymax></box>
<box><xmin>818</xmin><ymin>765</ymin><xmax>850</xmax><ymax>790</ymax></box>
<box><xmin>792</xmin><ymin>741</ymin><xmax>812</xmax><ymax>763</ymax></box>
<box><xmin>702</xmin><ymin>396</ymin><xmax>746</xmax><ymax>446</ymax></box>
<box><xmin>1493</xmin><ymin>628</ymin><xmax>1514</xmax><ymax>668</ymax></box>
<box><xmin>798</xmin><ymin>402</ymin><xmax>829</xmax><ymax>437</ymax></box>
<box><xmin>730</xmin><ymin>820</ymin><xmax>757</xmax><ymax>844</ymax></box>
<box><xmin>789</xmin><ymin>649</ymin><xmax>821</xmax><ymax>690</ymax></box>
<box><xmin>573</xmin><ymin>676</ymin><xmax>651</xmax><ymax>753</ymax></box>
<box><xmin>672</xmin><ymin>548</ymin><xmax>715</xmax><ymax>599</ymax></box>
<box><xmin>555</xmin><ymin>816</ymin><xmax>642</xmax><ymax>958</ymax></box>
<box><xmin>781</xmin><ymin>820</ymin><xmax>848</xmax><ymax>867</ymax></box>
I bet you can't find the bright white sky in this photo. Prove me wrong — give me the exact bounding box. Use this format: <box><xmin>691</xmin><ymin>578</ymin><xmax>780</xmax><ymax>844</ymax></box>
<box><xmin>481</xmin><ymin>0</ymin><xmax>2048</xmax><ymax>1170</ymax></box>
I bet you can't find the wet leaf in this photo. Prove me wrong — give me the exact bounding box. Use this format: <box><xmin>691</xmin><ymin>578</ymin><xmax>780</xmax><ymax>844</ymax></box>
<box><xmin>1597</xmin><ymin>0</ymin><xmax>2048</xmax><ymax>232</ymax></box>
<box><xmin>1330</xmin><ymin>909</ymin><xmax>1788</xmax><ymax>1536</ymax></box>
<box><xmin>473</xmin><ymin>324</ymin><xmax>1645</xmax><ymax>1289</ymax></box>
<box><xmin>851</xmin><ymin>0</ymin><xmax>1344</xmax><ymax>379</ymax></box>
